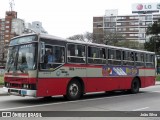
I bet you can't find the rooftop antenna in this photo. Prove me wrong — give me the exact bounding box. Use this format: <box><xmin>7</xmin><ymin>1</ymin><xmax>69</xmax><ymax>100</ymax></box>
<box><xmin>9</xmin><ymin>0</ymin><xmax>15</xmax><ymax>11</ymax></box>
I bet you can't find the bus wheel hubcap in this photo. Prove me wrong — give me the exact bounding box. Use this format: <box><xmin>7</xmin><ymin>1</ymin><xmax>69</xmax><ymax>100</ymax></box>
<box><xmin>69</xmin><ymin>83</ymin><xmax>79</xmax><ymax>96</ymax></box>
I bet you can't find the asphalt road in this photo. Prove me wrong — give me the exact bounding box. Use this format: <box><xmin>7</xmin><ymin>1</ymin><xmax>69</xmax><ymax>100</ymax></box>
<box><xmin>0</xmin><ymin>85</ymin><xmax>160</xmax><ymax>120</ymax></box>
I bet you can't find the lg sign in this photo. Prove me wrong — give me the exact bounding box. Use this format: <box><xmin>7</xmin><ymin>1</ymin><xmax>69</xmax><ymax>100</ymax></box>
<box><xmin>136</xmin><ymin>4</ymin><xmax>152</xmax><ymax>10</ymax></box>
<box><xmin>137</xmin><ymin>4</ymin><xmax>143</xmax><ymax>10</ymax></box>
<box><xmin>132</xmin><ymin>3</ymin><xmax>160</xmax><ymax>13</ymax></box>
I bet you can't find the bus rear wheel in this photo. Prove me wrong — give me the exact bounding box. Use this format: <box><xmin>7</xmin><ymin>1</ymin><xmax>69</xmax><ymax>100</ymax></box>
<box><xmin>130</xmin><ymin>78</ymin><xmax>140</xmax><ymax>94</ymax></box>
<box><xmin>66</xmin><ymin>80</ymin><xmax>82</xmax><ymax>100</ymax></box>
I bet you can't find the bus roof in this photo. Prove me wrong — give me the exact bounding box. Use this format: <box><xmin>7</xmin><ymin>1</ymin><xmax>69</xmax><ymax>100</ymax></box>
<box><xmin>11</xmin><ymin>33</ymin><xmax>155</xmax><ymax>54</ymax></box>
<box><xmin>39</xmin><ymin>34</ymin><xmax>154</xmax><ymax>54</ymax></box>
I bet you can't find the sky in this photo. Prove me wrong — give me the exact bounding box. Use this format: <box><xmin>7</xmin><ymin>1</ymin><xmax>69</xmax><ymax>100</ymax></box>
<box><xmin>0</xmin><ymin>0</ymin><xmax>160</xmax><ymax>38</ymax></box>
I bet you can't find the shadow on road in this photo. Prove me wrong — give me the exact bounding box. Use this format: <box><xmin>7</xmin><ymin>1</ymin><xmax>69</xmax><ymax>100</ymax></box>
<box><xmin>4</xmin><ymin>91</ymin><xmax>147</xmax><ymax>105</ymax></box>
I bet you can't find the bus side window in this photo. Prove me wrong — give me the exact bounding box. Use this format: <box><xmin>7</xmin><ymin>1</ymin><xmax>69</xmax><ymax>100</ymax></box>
<box><xmin>100</xmin><ymin>48</ymin><xmax>106</xmax><ymax>64</ymax></box>
<box><xmin>40</xmin><ymin>44</ymin><xmax>65</xmax><ymax>70</ymax></box>
<box><xmin>135</xmin><ymin>52</ymin><xmax>144</xmax><ymax>67</ymax></box>
<box><xmin>108</xmin><ymin>49</ymin><xmax>115</xmax><ymax>65</ymax></box>
<box><xmin>146</xmin><ymin>54</ymin><xmax>154</xmax><ymax>68</ymax></box>
<box><xmin>67</xmin><ymin>44</ymin><xmax>85</xmax><ymax>63</ymax></box>
<box><xmin>130</xmin><ymin>52</ymin><xmax>134</xmax><ymax>61</ymax></box>
<box><xmin>115</xmin><ymin>50</ymin><xmax>121</xmax><ymax>60</ymax></box>
<box><xmin>88</xmin><ymin>46</ymin><xmax>103</xmax><ymax>64</ymax></box>
<box><xmin>102</xmin><ymin>48</ymin><xmax>106</xmax><ymax>59</ymax></box>
<box><xmin>67</xmin><ymin>44</ymin><xmax>75</xmax><ymax>63</ymax></box>
<box><xmin>55</xmin><ymin>47</ymin><xmax>65</xmax><ymax>63</ymax></box>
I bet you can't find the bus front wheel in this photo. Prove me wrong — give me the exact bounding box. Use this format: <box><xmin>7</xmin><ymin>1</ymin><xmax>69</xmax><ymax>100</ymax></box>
<box><xmin>130</xmin><ymin>78</ymin><xmax>140</xmax><ymax>94</ymax></box>
<box><xmin>66</xmin><ymin>80</ymin><xmax>82</xmax><ymax>100</ymax></box>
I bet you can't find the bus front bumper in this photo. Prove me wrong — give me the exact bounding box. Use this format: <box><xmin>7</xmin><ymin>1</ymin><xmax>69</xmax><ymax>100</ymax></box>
<box><xmin>3</xmin><ymin>87</ymin><xmax>36</xmax><ymax>97</ymax></box>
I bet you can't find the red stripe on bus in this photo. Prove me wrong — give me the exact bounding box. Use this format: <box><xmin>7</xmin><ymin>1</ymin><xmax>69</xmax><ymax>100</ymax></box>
<box><xmin>5</xmin><ymin>73</ymin><xmax>29</xmax><ymax>76</ymax></box>
<box><xmin>64</xmin><ymin>64</ymin><xmax>104</xmax><ymax>68</ymax></box>
<box><xmin>4</xmin><ymin>77</ymin><xmax>36</xmax><ymax>84</ymax></box>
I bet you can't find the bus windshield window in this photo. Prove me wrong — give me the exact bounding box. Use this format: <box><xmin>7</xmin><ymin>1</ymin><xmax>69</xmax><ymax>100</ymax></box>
<box><xmin>6</xmin><ymin>46</ymin><xmax>18</xmax><ymax>72</ymax></box>
<box><xmin>6</xmin><ymin>43</ymin><xmax>37</xmax><ymax>72</ymax></box>
<box><xmin>17</xmin><ymin>44</ymin><xmax>36</xmax><ymax>72</ymax></box>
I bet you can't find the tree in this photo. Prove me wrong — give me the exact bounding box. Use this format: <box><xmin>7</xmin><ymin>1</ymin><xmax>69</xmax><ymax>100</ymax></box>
<box><xmin>103</xmin><ymin>31</ymin><xmax>124</xmax><ymax>46</ymax></box>
<box><xmin>67</xmin><ymin>32</ymin><xmax>94</xmax><ymax>42</ymax></box>
<box><xmin>67</xmin><ymin>34</ymin><xmax>84</xmax><ymax>41</ymax></box>
<box><xmin>84</xmin><ymin>32</ymin><xmax>94</xmax><ymax>43</ymax></box>
<box><xmin>67</xmin><ymin>32</ymin><xmax>143</xmax><ymax>49</ymax></box>
<box><xmin>146</xmin><ymin>19</ymin><xmax>160</xmax><ymax>36</ymax></box>
<box><xmin>145</xmin><ymin>19</ymin><xmax>160</xmax><ymax>53</ymax></box>
<box><xmin>116</xmin><ymin>40</ymin><xmax>144</xmax><ymax>50</ymax></box>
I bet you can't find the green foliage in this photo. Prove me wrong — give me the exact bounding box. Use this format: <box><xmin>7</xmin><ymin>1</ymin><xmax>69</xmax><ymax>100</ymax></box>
<box><xmin>68</xmin><ymin>32</ymin><xmax>144</xmax><ymax>50</ymax></box>
<box><xmin>145</xmin><ymin>19</ymin><xmax>160</xmax><ymax>53</ymax></box>
<box><xmin>103</xmin><ymin>31</ymin><xmax>124</xmax><ymax>45</ymax></box>
<box><xmin>67</xmin><ymin>34</ymin><xmax>84</xmax><ymax>41</ymax></box>
<box><xmin>115</xmin><ymin>40</ymin><xmax>144</xmax><ymax>50</ymax></box>
<box><xmin>0</xmin><ymin>75</ymin><xmax>4</xmax><ymax>85</ymax></box>
<box><xmin>156</xmin><ymin>75</ymin><xmax>160</xmax><ymax>81</ymax></box>
<box><xmin>146</xmin><ymin>19</ymin><xmax>160</xmax><ymax>35</ymax></box>
<box><xmin>144</xmin><ymin>36</ymin><xmax>160</xmax><ymax>53</ymax></box>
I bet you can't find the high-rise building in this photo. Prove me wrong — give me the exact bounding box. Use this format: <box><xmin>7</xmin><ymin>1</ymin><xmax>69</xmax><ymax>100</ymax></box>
<box><xmin>93</xmin><ymin>3</ymin><xmax>160</xmax><ymax>44</ymax></box>
<box><xmin>0</xmin><ymin>11</ymin><xmax>25</xmax><ymax>65</ymax></box>
<box><xmin>0</xmin><ymin>11</ymin><xmax>48</xmax><ymax>66</ymax></box>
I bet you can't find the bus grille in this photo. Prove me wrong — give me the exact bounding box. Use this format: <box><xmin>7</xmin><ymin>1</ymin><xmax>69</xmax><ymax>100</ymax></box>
<box><xmin>10</xmin><ymin>83</ymin><xmax>21</xmax><ymax>88</ymax></box>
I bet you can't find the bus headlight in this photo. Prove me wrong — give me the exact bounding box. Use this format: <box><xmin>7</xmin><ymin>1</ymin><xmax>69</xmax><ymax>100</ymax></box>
<box><xmin>5</xmin><ymin>82</ymin><xmax>9</xmax><ymax>87</ymax></box>
<box><xmin>23</xmin><ymin>84</ymin><xmax>29</xmax><ymax>89</ymax></box>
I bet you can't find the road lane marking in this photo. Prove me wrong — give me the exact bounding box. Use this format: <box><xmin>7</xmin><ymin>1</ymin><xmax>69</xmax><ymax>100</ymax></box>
<box><xmin>0</xmin><ymin>93</ymin><xmax>145</xmax><ymax>111</ymax></box>
<box><xmin>151</xmin><ymin>91</ymin><xmax>160</xmax><ymax>93</ymax></box>
<box><xmin>132</xmin><ymin>107</ymin><xmax>149</xmax><ymax>111</ymax></box>
<box><xmin>147</xmin><ymin>91</ymin><xmax>160</xmax><ymax>93</ymax></box>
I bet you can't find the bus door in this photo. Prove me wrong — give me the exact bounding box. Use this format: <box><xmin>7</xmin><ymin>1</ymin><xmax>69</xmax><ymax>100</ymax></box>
<box><xmin>37</xmin><ymin>42</ymin><xmax>66</xmax><ymax>97</ymax></box>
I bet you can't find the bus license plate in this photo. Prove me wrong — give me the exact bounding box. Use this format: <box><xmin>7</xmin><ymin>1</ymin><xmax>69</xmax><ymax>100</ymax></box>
<box><xmin>21</xmin><ymin>90</ymin><xmax>27</xmax><ymax>95</ymax></box>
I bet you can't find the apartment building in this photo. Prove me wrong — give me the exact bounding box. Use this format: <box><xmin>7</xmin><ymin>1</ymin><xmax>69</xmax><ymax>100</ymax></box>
<box><xmin>0</xmin><ymin>11</ymin><xmax>48</xmax><ymax>66</ymax></box>
<box><xmin>93</xmin><ymin>3</ymin><xmax>160</xmax><ymax>44</ymax></box>
<box><xmin>0</xmin><ymin>11</ymin><xmax>25</xmax><ymax>65</ymax></box>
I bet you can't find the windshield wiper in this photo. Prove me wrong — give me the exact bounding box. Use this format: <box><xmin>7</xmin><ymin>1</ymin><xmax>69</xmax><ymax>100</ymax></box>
<box><xmin>19</xmin><ymin>66</ymin><xmax>24</xmax><ymax>73</ymax></box>
<box><xmin>7</xmin><ymin>67</ymin><xmax>10</xmax><ymax>73</ymax></box>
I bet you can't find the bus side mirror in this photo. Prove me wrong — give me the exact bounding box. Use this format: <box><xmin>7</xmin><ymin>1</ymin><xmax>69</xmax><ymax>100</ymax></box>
<box><xmin>40</xmin><ymin>42</ymin><xmax>45</xmax><ymax>63</ymax></box>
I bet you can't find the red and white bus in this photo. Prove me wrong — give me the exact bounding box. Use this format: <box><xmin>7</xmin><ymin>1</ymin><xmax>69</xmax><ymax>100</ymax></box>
<box><xmin>3</xmin><ymin>33</ymin><xmax>156</xmax><ymax>100</ymax></box>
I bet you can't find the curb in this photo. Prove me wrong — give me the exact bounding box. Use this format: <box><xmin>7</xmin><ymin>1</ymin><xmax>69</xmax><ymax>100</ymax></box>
<box><xmin>0</xmin><ymin>93</ymin><xmax>9</xmax><ymax>96</ymax></box>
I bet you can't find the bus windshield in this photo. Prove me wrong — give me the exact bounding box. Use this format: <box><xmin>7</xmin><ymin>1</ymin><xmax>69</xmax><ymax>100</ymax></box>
<box><xmin>6</xmin><ymin>43</ymin><xmax>37</xmax><ymax>73</ymax></box>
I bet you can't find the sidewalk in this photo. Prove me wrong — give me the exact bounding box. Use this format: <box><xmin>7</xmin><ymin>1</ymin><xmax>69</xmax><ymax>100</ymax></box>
<box><xmin>0</xmin><ymin>81</ymin><xmax>160</xmax><ymax>96</ymax></box>
<box><xmin>156</xmin><ymin>81</ymin><xmax>160</xmax><ymax>85</ymax></box>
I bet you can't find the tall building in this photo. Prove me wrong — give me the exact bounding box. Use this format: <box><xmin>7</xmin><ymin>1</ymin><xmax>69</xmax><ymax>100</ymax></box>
<box><xmin>0</xmin><ymin>18</ymin><xmax>5</xmax><ymax>64</ymax></box>
<box><xmin>0</xmin><ymin>11</ymin><xmax>48</xmax><ymax>66</ymax></box>
<box><xmin>0</xmin><ymin>11</ymin><xmax>25</xmax><ymax>65</ymax></box>
<box><xmin>93</xmin><ymin>3</ymin><xmax>160</xmax><ymax>44</ymax></box>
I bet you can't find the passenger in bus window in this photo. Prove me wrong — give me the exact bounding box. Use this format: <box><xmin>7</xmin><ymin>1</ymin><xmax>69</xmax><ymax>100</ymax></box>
<box><xmin>44</xmin><ymin>50</ymin><xmax>56</xmax><ymax>69</ymax></box>
<box><xmin>19</xmin><ymin>55</ymin><xmax>28</xmax><ymax>71</ymax></box>
<box><xmin>45</xmin><ymin>50</ymin><xmax>56</xmax><ymax>63</ymax></box>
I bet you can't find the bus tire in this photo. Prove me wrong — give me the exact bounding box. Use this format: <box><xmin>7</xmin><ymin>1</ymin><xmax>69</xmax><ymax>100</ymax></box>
<box><xmin>66</xmin><ymin>79</ymin><xmax>82</xmax><ymax>100</ymax></box>
<box><xmin>130</xmin><ymin>78</ymin><xmax>140</xmax><ymax>94</ymax></box>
